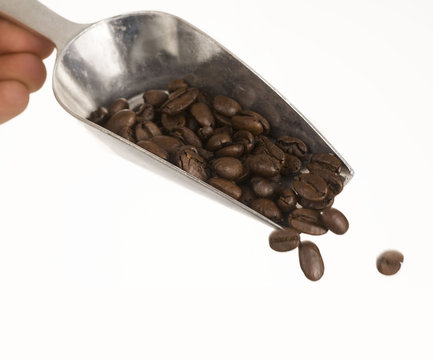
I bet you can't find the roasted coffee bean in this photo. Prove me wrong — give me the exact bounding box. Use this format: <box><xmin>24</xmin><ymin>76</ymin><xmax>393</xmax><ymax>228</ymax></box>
<box><xmin>161</xmin><ymin>113</ymin><xmax>186</xmax><ymax>131</ymax></box>
<box><xmin>141</xmin><ymin>120</ymin><xmax>162</xmax><ymax>137</ymax></box>
<box><xmin>250</xmin><ymin>198</ymin><xmax>282</xmax><ymax>222</ymax></box>
<box><xmin>108</xmin><ymin>97</ymin><xmax>129</xmax><ymax>114</ymax></box>
<box><xmin>211</xmin><ymin>157</ymin><xmax>244</xmax><ymax>181</ymax></box>
<box><xmin>376</xmin><ymin>250</ymin><xmax>404</xmax><ymax>276</ymax></box>
<box><xmin>269</xmin><ymin>228</ymin><xmax>300</xmax><ymax>252</ymax></box>
<box><xmin>89</xmin><ymin>106</ymin><xmax>108</xmax><ymax>124</ymax></box>
<box><xmin>298</xmin><ymin>241</ymin><xmax>325</xmax><ymax>281</ymax></box>
<box><xmin>255</xmin><ymin>135</ymin><xmax>285</xmax><ymax>165</ymax></box>
<box><xmin>174</xmin><ymin>145</ymin><xmax>208</xmax><ymax>181</ymax></box>
<box><xmin>298</xmin><ymin>192</ymin><xmax>334</xmax><ymax>210</ymax></box>
<box><xmin>214</xmin><ymin>143</ymin><xmax>244</xmax><ymax>158</ymax></box>
<box><xmin>237</xmin><ymin>164</ymin><xmax>252</xmax><ymax>183</ymax></box>
<box><xmin>190</xmin><ymin>102</ymin><xmax>215</xmax><ymax>127</ymax></box>
<box><xmin>135</xmin><ymin>123</ymin><xmax>153</xmax><ymax>141</ymax></box>
<box><xmin>213</xmin><ymin>95</ymin><xmax>242</xmax><ymax>117</ymax></box>
<box><xmin>185</xmin><ymin>114</ymin><xmax>200</xmax><ymax>133</ymax></box>
<box><xmin>196</xmin><ymin>147</ymin><xmax>214</xmax><ymax>161</ymax></box>
<box><xmin>308</xmin><ymin>153</ymin><xmax>342</xmax><ymax>174</ymax></box>
<box><xmin>276</xmin><ymin>188</ymin><xmax>297</xmax><ymax>212</ymax></box>
<box><xmin>135</xmin><ymin>103</ymin><xmax>155</xmax><ymax>122</ymax></box>
<box><xmin>118</xmin><ymin>126</ymin><xmax>135</xmax><ymax>142</ymax></box>
<box><xmin>143</xmin><ymin>90</ymin><xmax>168</xmax><ymax>107</ymax></box>
<box><xmin>310</xmin><ymin>168</ymin><xmax>344</xmax><ymax>195</ymax></box>
<box><xmin>171</xmin><ymin>127</ymin><xmax>203</xmax><ymax>148</ymax></box>
<box><xmin>232</xmin><ymin>130</ymin><xmax>255</xmax><ymax>153</ymax></box>
<box><xmin>151</xmin><ymin>135</ymin><xmax>184</xmax><ymax>154</ymax></box>
<box><xmin>161</xmin><ymin>87</ymin><xmax>199</xmax><ymax>115</ymax></box>
<box><xmin>288</xmin><ymin>208</ymin><xmax>327</xmax><ymax>235</ymax></box>
<box><xmin>168</xmin><ymin>78</ymin><xmax>189</xmax><ymax>92</ymax></box>
<box><xmin>213</xmin><ymin>126</ymin><xmax>233</xmax><ymax>136</ymax></box>
<box><xmin>231</xmin><ymin>115</ymin><xmax>263</xmax><ymax>135</ymax></box>
<box><xmin>207</xmin><ymin>177</ymin><xmax>242</xmax><ymax>200</ymax></box>
<box><xmin>250</xmin><ymin>176</ymin><xmax>277</xmax><ymax>198</ymax></box>
<box><xmin>136</xmin><ymin>140</ymin><xmax>169</xmax><ymax>161</ymax></box>
<box><xmin>197</xmin><ymin>126</ymin><xmax>214</xmax><ymax>141</ymax></box>
<box><xmin>293</xmin><ymin>173</ymin><xmax>328</xmax><ymax>202</ymax></box>
<box><xmin>105</xmin><ymin>109</ymin><xmax>136</xmax><ymax>134</ymax></box>
<box><xmin>239</xmin><ymin>185</ymin><xmax>256</xmax><ymax>206</ymax></box>
<box><xmin>320</xmin><ymin>208</ymin><xmax>349</xmax><ymax>235</ymax></box>
<box><xmin>245</xmin><ymin>153</ymin><xmax>281</xmax><ymax>177</ymax></box>
<box><xmin>240</xmin><ymin>110</ymin><xmax>270</xmax><ymax>134</ymax></box>
<box><xmin>276</xmin><ymin>136</ymin><xmax>308</xmax><ymax>158</ymax></box>
<box><xmin>206</xmin><ymin>132</ymin><xmax>232</xmax><ymax>151</ymax></box>
<box><xmin>281</xmin><ymin>153</ymin><xmax>302</xmax><ymax>176</ymax></box>
<box><xmin>213</xmin><ymin>111</ymin><xmax>232</xmax><ymax>127</ymax></box>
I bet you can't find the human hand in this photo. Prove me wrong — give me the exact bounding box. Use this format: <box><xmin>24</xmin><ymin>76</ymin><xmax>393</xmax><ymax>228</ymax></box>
<box><xmin>0</xmin><ymin>17</ymin><xmax>54</xmax><ymax>124</ymax></box>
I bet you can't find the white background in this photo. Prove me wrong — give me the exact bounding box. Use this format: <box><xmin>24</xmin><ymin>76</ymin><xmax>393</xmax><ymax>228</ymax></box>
<box><xmin>1</xmin><ymin>0</ymin><xmax>432</xmax><ymax>359</ymax></box>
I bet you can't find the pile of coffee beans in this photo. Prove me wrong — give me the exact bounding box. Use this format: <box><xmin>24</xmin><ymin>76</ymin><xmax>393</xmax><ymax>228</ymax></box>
<box><xmin>89</xmin><ymin>79</ymin><xmax>351</xmax><ymax>281</ymax></box>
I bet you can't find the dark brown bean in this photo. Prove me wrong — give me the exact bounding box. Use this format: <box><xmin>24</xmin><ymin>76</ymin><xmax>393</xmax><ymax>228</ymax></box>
<box><xmin>276</xmin><ymin>188</ymin><xmax>297</xmax><ymax>212</ymax></box>
<box><xmin>250</xmin><ymin>177</ymin><xmax>277</xmax><ymax>198</ymax></box>
<box><xmin>250</xmin><ymin>198</ymin><xmax>282</xmax><ymax>222</ymax></box>
<box><xmin>151</xmin><ymin>135</ymin><xmax>184</xmax><ymax>154</ymax></box>
<box><xmin>170</xmin><ymin>127</ymin><xmax>203</xmax><ymax>148</ymax></box>
<box><xmin>231</xmin><ymin>115</ymin><xmax>263</xmax><ymax>135</ymax></box>
<box><xmin>213</xmin><ymin>95</ymin><xmax>242</xmax><ymax>117</ymax></box>
<box><xmin>136</xmin><ymin>103</ymin><xmax>155</xmax><ymax>122</ymax></box>
<box><xmin>135</xmin><ymin>123</ymin><xmax>153</xmax><ymax>141</ymax></box>
<box><xmin>105</xmin><ymin>109</ymin><xmax>136</xmax><ymax>134</ymax></box>
<box><xmin>161</xmin><ymin>87</ymin><xmax>199</xmax><ymax>115</ymax></box>
<box><xmin>142</xmin><ymin>120</ymin><xmax>162</xmax><ymax>137</ymax></box>
<box><xmin>288</xmin><ymin>208</ymin><xmax>327</xmax><ymax>235</ymax></box>
<box><xmin>240</xmin><ymin>110</ymin><xmax>271</xmax><ymax>134</ymax></box>
<box><xmin>298</xmin><ymin>241</ymin><xmax>325</xmax><ymax>281</ymax></box>
<box><xmin>320</xmin><ymin>208</ymin><xmax>349</xmax><ymax>235</ymax></box>
<box><xmin>89</xmin><ymin>106</ymin><xmax>108</xmax><ymax>124</ymax></box>
<box><xmin>276</xmin><ymin>136</ymin><xmax>308</xmax><ymax>158</ymax></box>
<box><xmin>174</xmin><ymin>145</ymin><xmax>208</xmax><ymax>181</ymax></box>
<box><xmin>310</xmin><ymin>168</ymin><xmax>344</xmax><ymax>195</ymax></box>
<box><xmin>376</xmin><ymin>250</ymin><xmax>404</xmax><ymax>276</ymax></box>
<box><xmin>281</xmin><ymin>153</ymin><xmax>302</xmax><ymax>176</ymax></box>
<box><xmin>232</xmin><ymin>130</ymin><xmax>255</xmax><ymax>153</ymax></box>
<box><xmin>214</xmin><ymin>143</ymin><xmax>244</xmax><ymax>158</ymax></box>
<box><xmin>206</xmin><ymin>132</ymin><xmax>232</xmax><ymax>151</ymax></box>
<box><xmin>269</xmin><ymin>228</ymin><xmax>300</xmax><ymax>252</ymax></box>
<box><xmin>190</xmin><ymin>102</ymin><xmax>215</xmax><ymax>127</ymax></box>
<box><xmin>239</xmin><ymin>185</ymin><xmax>256</xmax><ymax>206</ymax></box>
<box><xmin>298</xmin><ymin>192</ymin><xmax>334</xmax><ymax>210</ymax></box>
<box><xmin>118</xmin><ymin>126</ymin><xmax>135</xmax><ymax>142</ymax></box>
<box><xmin>143</xmin><ymin>90</ymin><xmax>168</xmax><ymax>107</ymax></box>
<box><xmin>254</xmin><ymin>135</ymin><xmax>285</xmax><ymax>165</ymax></box>
<box><xmin>211</xmin><ymin>157</ymin><xmax>244</xmax><ymax>181</ymax></box>
<box><xmin>108</xmin><ymin>98</ymin><xmax>129</xmax><ymax>115</ymax></box>
<box><xmin>245</xmin><ymin>153</ymin><xmax>281</xmax><ymax>177</ymax></box>
<box><xmin>167</xmin><ymin>79</ymin><xmax>189</xmax><ymax>92</ymax></box>
<box><xmin>197</xmin><ymin>126</ymin><xmax>214</xmax><ymax>141</ymax></box>
<box><xmin>161</xmin><ymin>113</ymin><xmax>186</xmax><ymax>131</ymax></box>
<box><xmin>136</xmin><ymin>140</ymin><xmax>169</xmax><ymax>161</ymax></box>
<box><xmin>207</xmin><ymin>177</ymin><xmax>242</xmax><ymax>200</ymax></box>
<box><xmin>213</xmin><ymin>111</ymin><xmax>232</xmax><ymax>127</ymax></box>
<box><xmin>308</xmin><ymin>153</ymin><xmax>342</xmax><ymax>174</ymax></box>
<box><xmin>293</xmin><ymin>173</ymin><xmax>328</xmax><ymax>202</ymax></box>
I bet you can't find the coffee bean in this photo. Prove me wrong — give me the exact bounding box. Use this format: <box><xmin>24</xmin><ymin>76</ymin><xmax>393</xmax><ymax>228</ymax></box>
<box><xmin>231</xmin><ymin>115</ymin><xmax>264</xmax><ymax>135</ymax></box>
<box><xmin>276</xmin><ymin>136</ymin><xmax>308</xmax><ymax>158</ymax></box>
<box><xmin>135</xmin><ymin>103</ymin><xmax>155</xmax><ymax>122</ymax></box>
<box><xmin>135</xmin><ymin>123</ymin><xmax>153</xmax><ymax>141</ymax></box>
<box><xmin>376</xmin><ymin>250</ymin><xmax>404</xmax><ymax>275</ymax></box>
<box><xmin>250</xmin><ymin>176</ymin><xmax>277</xmax><ymax>198</ymax></box>
<box><xmin>213</xmin><ymin>110</ymin><xmax>232</xmax><ymax>127</ymax></box>
<box><xmin>151</xmin><ymin>135</ymin><xmax>184</xmax><ymax>154</ymax></box>
<box><xmin>239</xmin><ymin>185</ymin><xmax>256</xmax><ymax>206</ymax></box>
<box><xmin>141</xmin><ymin>120</ymin><xmax>162</xmax><ymax>137</ymax></box>
<box><xmin>276</xmin><ymin>188</ymin><xmax>297</xmax><ymax>212</ymax></box>
<box><xmin>89</xmin><ymin>106</ymin><xmax>108</xmax><ymax>124</ymax></box>
<box><xmin>214</xmin><ymin>143</ymin><xmax>244</xmax><ymax>158</ymax></box>
<box><xmin>288</xmin><ymin>208</ymin><xmax>327</xmax><ymax>235</ymax></box>
<box><xmin>298</xmin><ymin>241</ymin><xmax>325</xmax><ymax>281</ymax></box>
<box><xmin>161</xmin><ymin>113</ymin><xmax>186</xmax><ymax>131</ymax></box>
<box><xmin>161</xmin><ymin>87</ymin><xmax>199</xmax><ymax>115</ymax></box>
<box><xmin>254</xmin><ymin>135</ymin><xmax>285</xmax><ymax>165</ymax></box>
<box><xmin>143</xmin><ymin>89</ymin><xmax>168</xmax><ymax>107</ymax></box>
<box><xmin>240</xmin><ymin>110</ymin><xmax>271</xmax><ymax>134</ymax></box>
<box><xmin>207</xmin><ymin>177</ymin><xmax>242</xmax><ymax>200</ymax></box>
<box><xmin>269</xmin><ymin>228</ymin><xmax>300</xmax><ymax>252</ymax></box>
<box><xmin>213</xmin><ymin>95</ymin><xmax>242</xmax><ymax>117</ymax></box>
<box><xmin>197</xmin><ymin>126</ymin><xmax>214</xmax><ymax>141</ymax></box>
<box><xmin>293</xmin><ymin>173</ymin><xmax>328</xmax><ymax>202</ymax></box>
<box><xmin>171</xmin><ymin>127</ymin><xmax>203</xmax><ymax>148</ymax></box>
<box><xmin>190</xmin><ymin>102</ymin><xmax>215</xmax><ymax>127</ymax></box>
<box><xmin>320</xmin><ymin>208</ymin><xmax>349</xmax><ymax>235</ymax></box>
<box><xmin>105</xmin><ymin>109</ymin><xmax>136</xmax><ymax>134</ymax></box>
<box><xmin>118</xmin><ymin>126</ymin><xmax>135</xmax><ymax>142</ymax></box>
<box><xmin>310</xmin><ymin>168</ymin><xmax>344</xmax><ymax>195</ymax></box>
<box><xmin>196</xmin><ymin>147</ymin><xmax>214</xmax><ymax>161</ymax></box>
<box><xmin>297</xmin><ymin>192</ymin><xmax>334</xmax><ymax>210</ymax></box>
<box><xmin>167</xmin><ymin>78</ymin><xmax>189</xmax><ymax>92</ymax></box>
<box><xmin>206</xmin><ymin>132</ymin><xmax>232</xmax><ymax>151</ymax></box>
<box><xmin>245</xmin><ymin>153</ymin><xmax>281</xmax><ymax>177</ymax></box>
<box><xmin>108</xmin><ymin>97</ymin><xmax>129</xmax><ymax>115</ymax></box>
<box><xmin>213</xmin><ymin>126</ymin><xmax>233</xmax><ymax>136</ymax></box>
<box><xmin>136</xmin><ymin>140</ymin><xmax>169</xmax><ymax>161</ymax></box>
<box><xmin>232</xmin><ymin>130</ymin><xmax>255</xmax><ymax>153</ymax></box>
<box><xmin>308</xmin><ymin>153</ymin><xmax>342</xmax><ymax>174</ymax></box>
<box><xmin>174</xmin><ymin>145</ymin><xmax>208</xmax><ymax>181</ymax></box>
<box><xmin>250</xmin><ymin>198</ymin><xmax>282</xmax><ymax>222</ymax></box>
<box><xmin>211</xmin><ymin>157</ymin><xmax>244</xmax><ymax>181</ymax></box>
<box><xmin>281</xmin><ymin>153</ymin><xmax>302</xmax><ymax>176</ymax></box>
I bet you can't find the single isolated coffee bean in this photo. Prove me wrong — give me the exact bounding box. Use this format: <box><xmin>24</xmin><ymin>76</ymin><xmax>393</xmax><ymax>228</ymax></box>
<box><xmin>213</xmin><ymin>95</ymin><xmax>242</xmax><ymax>117</ymax></box>
<box><xmin>288</xmin><ymin>208</ymin><xmax>328</xmax><ymax>235</ymax></box>
<box><xmin>320</xmin><ymin>208</ymin><xmax>349</xmax><ymax>235</ymax></box>
<box><xmin>376</xmin><ymin>250</ymin><xmax>404</xmax><ymax>276</ymax></box>
<box><xmin>269</xmin><ymin>228</ymin><xmax>300</xmax><ymax>252</ymax></box>
<box><xmin>207</xmin><ymin>177</ymin><xmax>242</xmax><ymax>200</ymax></box>
<box><xmin>298</xmin><ymin>241</ymin><xmax>325</xmax><ymax>281</ymax></box>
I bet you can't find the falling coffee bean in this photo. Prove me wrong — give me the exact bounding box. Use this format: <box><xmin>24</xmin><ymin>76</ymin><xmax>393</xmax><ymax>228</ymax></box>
<box><xmin>298</xmin><ymin>241</ymin><xmax>325</xmax><ymax>281</ymax></box>
<box><xmin>269</xmin><ymin>228</ymin><xmax>300</xmax><ymax>252</ymax></box>
<box><xmin>320</xmin><ymin>208</ymin><xmax>349</xmax><ymax>235</ymax></box>
<box><xmin>376</xmin><ymin>250</ymin><xmax>404</xmax><ymax>276</ymax></box>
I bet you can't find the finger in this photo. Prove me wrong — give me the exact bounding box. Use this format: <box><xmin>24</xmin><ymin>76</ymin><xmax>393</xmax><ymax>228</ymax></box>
<box><xmin>0</xmin><ymin>53</ymin><xmax>47</xmax><ymax>93</ymax></box>
<box><xmin>0</xmin><ymin>17</ymin><xmax>54</xmax><ymax>59</ymax></box>
<box><xmin>0</xmin><ymin>80</ymin><xmax>29</xmax><ymax>124</ymax></box>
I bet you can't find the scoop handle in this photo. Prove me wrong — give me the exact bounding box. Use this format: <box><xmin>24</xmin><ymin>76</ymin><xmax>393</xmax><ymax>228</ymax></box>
<box><xmin>0</xmin><ymin>0</ymin><xmax>88</xmax><ymax>52</ymax></box>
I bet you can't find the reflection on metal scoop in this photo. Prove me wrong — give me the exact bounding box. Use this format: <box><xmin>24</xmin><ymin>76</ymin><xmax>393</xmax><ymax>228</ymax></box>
<box><xmin>0</xmin><ymin>0</ymin><xmax>354</xmax><ymax>228</ymax></box>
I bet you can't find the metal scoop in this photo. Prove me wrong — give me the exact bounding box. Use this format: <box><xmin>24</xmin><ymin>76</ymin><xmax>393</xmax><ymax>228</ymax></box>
<box><xmin>0</xmin><ymin>0</ymin><xmax>354</xmax><ymax>228</ymax></box>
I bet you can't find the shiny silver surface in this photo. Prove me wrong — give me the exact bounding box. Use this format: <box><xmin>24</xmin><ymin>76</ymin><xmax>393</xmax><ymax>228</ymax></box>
<box><xmin>0</xmin><ymin>1</ymin><xmax>354</xmax><ymax>229</ymax></box>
